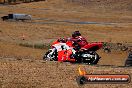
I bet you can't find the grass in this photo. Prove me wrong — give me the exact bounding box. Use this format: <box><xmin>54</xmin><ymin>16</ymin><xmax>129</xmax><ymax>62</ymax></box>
<box><xmin>0</xmin><ymin>41</ymin><xmax>45</xmax><ymax>60</ymax></box>
<box><xmin>19</xmin><ymin>43</ymin><xmax>51</xmax><ymax>49</ymax></box>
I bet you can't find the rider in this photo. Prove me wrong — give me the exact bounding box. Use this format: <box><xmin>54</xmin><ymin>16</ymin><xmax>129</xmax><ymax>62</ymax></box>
<box><xmin>70</xmin><ymin>31</ymin><xmax>88</xmax><ymax>50</ymax></box>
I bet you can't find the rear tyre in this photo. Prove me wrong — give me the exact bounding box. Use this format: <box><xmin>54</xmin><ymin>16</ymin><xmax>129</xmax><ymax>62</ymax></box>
<box><xmin>81</xmin><ymin>51</ymin><xmax>100</xmax><ymax>64</ymax></box>
<box><xmin>89</xmin><ymin>51</ymin><xmax>100</xmax><ymax>64</ymax></box>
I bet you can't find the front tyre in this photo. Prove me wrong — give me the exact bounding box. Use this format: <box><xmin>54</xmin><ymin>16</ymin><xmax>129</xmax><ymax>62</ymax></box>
<box><xmin>43</xmin><ymin>49</ymin><xmax>58</xmax><ymax>61</ymax></box>
<box><xmin>43</xmin><ymin>50</ymin><xmax>51</xmax><ymax>61</ymax></box>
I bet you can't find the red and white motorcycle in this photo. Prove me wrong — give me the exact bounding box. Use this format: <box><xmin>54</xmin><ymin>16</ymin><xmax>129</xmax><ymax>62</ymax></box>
<box><xmin>43</xmin><ymin>38</ymin><xmax>102</xmax><ymax>64</ymax></box>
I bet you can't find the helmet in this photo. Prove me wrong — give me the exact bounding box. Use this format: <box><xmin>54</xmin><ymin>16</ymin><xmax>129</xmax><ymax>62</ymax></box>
<box><xmin>58</xmin><ymin>38</ymin><xmax>67</xmax><ymax>43</ymax></box>
<box><xmin>72</xmin><ymin>31</ymin><xmax>81</xmax><ymax>38</ymax></box>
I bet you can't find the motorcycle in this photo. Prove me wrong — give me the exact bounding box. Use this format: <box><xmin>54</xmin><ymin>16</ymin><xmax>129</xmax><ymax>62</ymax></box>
<box><xmin>43</xmin><ymin>38</ymin><xmax>102</xmax><ymax>64</ymax></box>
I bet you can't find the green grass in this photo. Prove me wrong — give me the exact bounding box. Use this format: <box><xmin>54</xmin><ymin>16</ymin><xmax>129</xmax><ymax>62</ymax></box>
<box><xmin>19</xmin><ymin>43</ymin><xmax>50</xmax><ymax>49</ymax></box>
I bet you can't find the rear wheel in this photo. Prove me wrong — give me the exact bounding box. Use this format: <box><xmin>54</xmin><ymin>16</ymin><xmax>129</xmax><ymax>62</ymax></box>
<box><xmin>81</xmin><ymin>51</ymin><xmax>100</xmax><ymax>64</ymax></box>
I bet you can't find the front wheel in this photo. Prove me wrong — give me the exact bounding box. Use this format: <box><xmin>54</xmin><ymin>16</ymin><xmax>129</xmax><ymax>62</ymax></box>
<box><xmin>43</xmin><ymin>50</ymin><xmax>52</xmax><ymax>61</ymax></box>
<box><xmin>43</xmin><ymin>49</ymin><xmax>58</xmax><ymax>61</ymax></box>
<box><xmin>81</xmin><ymin>51</ymin><xmax>100</xmax><ymax>64</ymax></box>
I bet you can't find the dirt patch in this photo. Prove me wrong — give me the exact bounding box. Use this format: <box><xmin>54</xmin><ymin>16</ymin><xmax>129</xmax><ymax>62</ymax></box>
<box><xmin>0</xmin><ymin>59</ymin><xmax>132</xmax><ymax>88</ymax></box>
